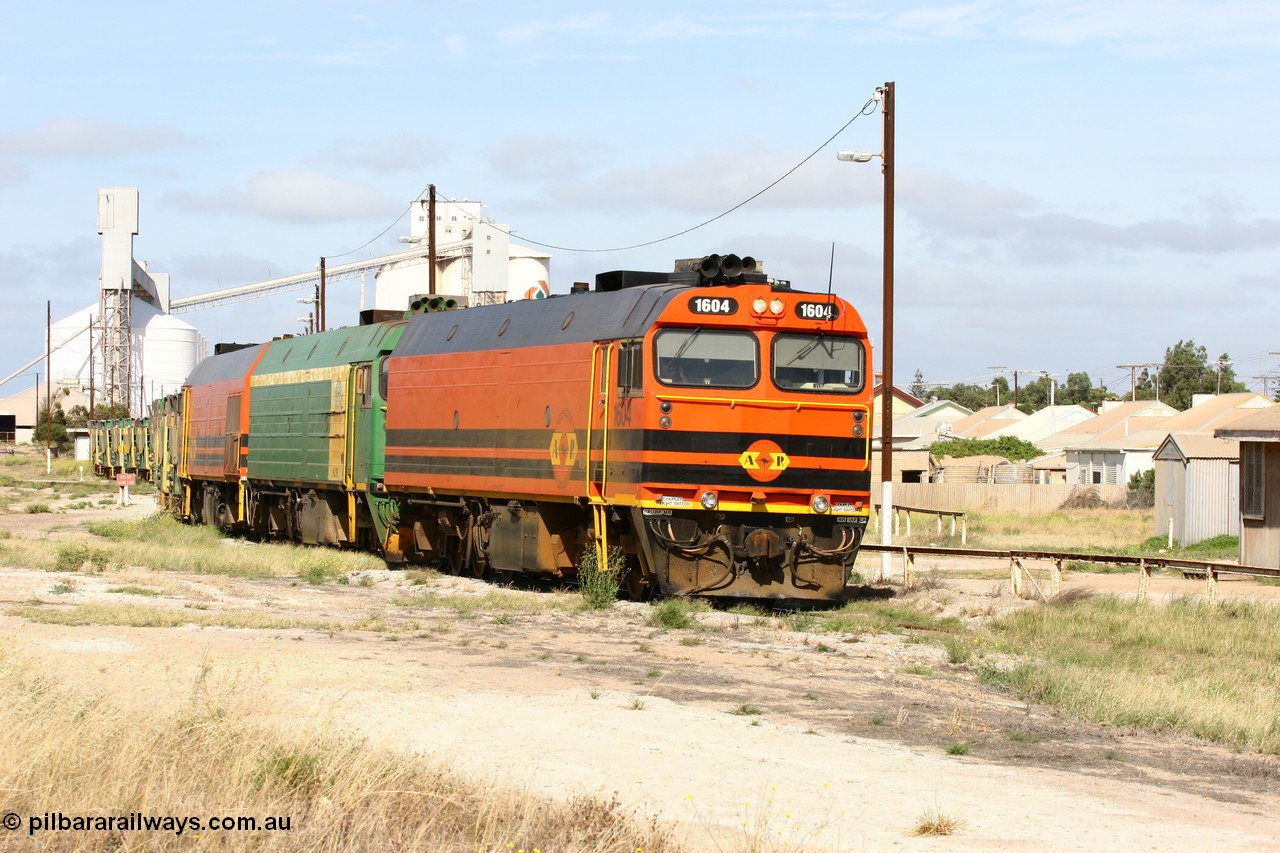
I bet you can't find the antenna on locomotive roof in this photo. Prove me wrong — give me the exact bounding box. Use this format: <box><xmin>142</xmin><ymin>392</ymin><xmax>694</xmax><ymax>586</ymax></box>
<box><xmin>826</xmin><ymin>242</ymin><xmax>836</xmax><ymax>312</ymax></box>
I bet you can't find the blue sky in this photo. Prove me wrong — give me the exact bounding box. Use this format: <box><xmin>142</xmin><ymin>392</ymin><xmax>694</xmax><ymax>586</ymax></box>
<box><xmin>2</xmin><ymin>1</ymin><xmax>1278</xmax><ymax>398</ymax></box>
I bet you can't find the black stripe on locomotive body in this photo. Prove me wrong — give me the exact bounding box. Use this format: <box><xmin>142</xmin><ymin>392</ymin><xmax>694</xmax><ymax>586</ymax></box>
<box><xmin>385</xmin><ymin>427</ymin><xmax>867</xmax><ymax>461</ymax></box>
<box><xmin>385</xmin><ymin>452</ymin><xmax>871</xmax><ymax>498</ymax></box>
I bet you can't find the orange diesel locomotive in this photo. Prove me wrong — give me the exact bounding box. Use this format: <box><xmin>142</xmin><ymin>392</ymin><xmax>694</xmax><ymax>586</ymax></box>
<box><xmin>382</xmin><ymin>255</ymin><xmax>873</xmax><ymax>600</ymax></box>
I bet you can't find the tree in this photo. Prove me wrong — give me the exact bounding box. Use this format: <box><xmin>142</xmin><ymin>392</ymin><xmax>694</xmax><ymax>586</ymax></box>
<box><xmin>929</xmin><ymin>435</ymin><xmax>1043</xmax><ymax>462</ymax></box>
<box><xmin>1137</xmin><ymin>339</ymin><xmax>1248</xmax><ymax>410</ymax></box>
<box><xmin>34</xmin><ymin>401</ymin><xmax>73</xmax><ymax>456</ymax></box>
<box><xmin>909</xmin><ymin>369</ymin><xmax>928</xmax><ymax>401</ymax></box>
<box><xmin>1058</xmin><ymin>372</ymin><xmax>1111</xmax><ymax>411</ymax></box>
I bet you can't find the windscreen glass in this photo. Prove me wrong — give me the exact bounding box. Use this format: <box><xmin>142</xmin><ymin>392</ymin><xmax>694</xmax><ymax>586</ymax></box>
<box><xmin>771</xmin><ymin>333</ymin><xmax>864</xmax><ymax>394</ymax></box>
<box><xmin>654</xmin><ymin>329</ymin><xmax>759</xmax><ymax>389</ymax></box>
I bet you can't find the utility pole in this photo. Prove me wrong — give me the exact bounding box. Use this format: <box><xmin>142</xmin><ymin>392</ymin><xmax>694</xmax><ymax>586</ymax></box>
<box><xmin>428</xmin><ymin>184</ymin><xmax>437</xmax><ymax>296</ymax></box>
<box><xmin>986</xmin><ymin>366</ymin><xmax>1007</xmax><ymax>406</ymax></box>
<box><xmin>318</xmin><ymin>257</ymin><xmax>327</xmax><ymax>332</ymax></box>
<box><xmin>836</xmin><ymin>81</ymin><xmax>895</xmax><ymax>583</ymax></box>
<box><xmin>1117</xmin><ymin>363</ymin><xmax>1141</xmax><ymax>401</ymax></box>
<box><xmin>45</xmin><ymin>301</ymin><xmax>51</xmax><ymax>454</ymax></box>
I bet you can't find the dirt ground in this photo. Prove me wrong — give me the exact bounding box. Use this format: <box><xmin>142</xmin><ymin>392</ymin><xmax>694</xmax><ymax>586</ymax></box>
<box><xmin>2</xmin><ymin>493</ymin><xmax>1279</xmax><ymax>851</ymax></box>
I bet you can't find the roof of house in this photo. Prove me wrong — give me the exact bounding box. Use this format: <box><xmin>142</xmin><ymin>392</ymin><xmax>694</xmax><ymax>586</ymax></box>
<box><xmin>1068</xmin><ymin>393</ymin><xmax>1274</xmax><ymax>452</ymax></box>
<box><xmin>1030</xmin><ymin>451</ymin><xmax>1067</xmax><ymax>470</ymax></box>
<box><xmin>1154</xmin><ymin>432</ymin><xmax>1239</xmax><ymax>462</ymax></box>
<box><xmin>984</xmin><ymin>405</ymin><xmax>1095</xmax><ymax>444</ymax></box>
<box><xmin>1036</xmin><ymin>400</ymin><xmax>1177</xmax><ymax>451</ymax></box>
<box><xmin>873</xmin><ymin>383</ymin><xmax>926</xmax><ymax>408</ymax></box>
<box><xmin>890</xmin><ymin>400</ymin><xmax>976</xmax><ymax>447</ymax></box>
<box><xmin>948</xmin><ymin>405</ymin><xmax>1027</xmax><ymax>440</ymax></box>
<box><xmin>1213</xmin><ymin>404</ymin><xmax>1280</xmax><ymax>440</ymax></box>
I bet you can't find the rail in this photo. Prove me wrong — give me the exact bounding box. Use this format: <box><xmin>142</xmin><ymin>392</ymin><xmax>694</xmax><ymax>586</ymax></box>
<box><xmin>873</xmin><ymin>503</ymin><xmax>967</xmax><ymax>544</ymax></box>
<box><xmin>858</xmin><ymin>542</ymin><xmax>1280</xmax><ymax>607</ymax></box>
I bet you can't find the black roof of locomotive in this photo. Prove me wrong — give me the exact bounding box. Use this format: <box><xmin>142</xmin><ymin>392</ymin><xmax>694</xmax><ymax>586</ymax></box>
<box><xmin>391</xmin><ymin>282</ymin><xmax>690</xmax><ymax>358</ymax></box>
<box><xmin>186</xmin><ymin>341</ymin><xmax>266</xmax><ymax>386</ymax></box>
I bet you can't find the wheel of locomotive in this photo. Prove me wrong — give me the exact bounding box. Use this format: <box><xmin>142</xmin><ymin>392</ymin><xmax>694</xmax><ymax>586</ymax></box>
<box><xmin>442</xmin><ymin>534</ymin><xmax>467</xmax><ymax>575</ymax></box>
<box><xmin>622</xmin><ymin>556</ymin><xmax>653</xmax><ymax>601</ymax></box>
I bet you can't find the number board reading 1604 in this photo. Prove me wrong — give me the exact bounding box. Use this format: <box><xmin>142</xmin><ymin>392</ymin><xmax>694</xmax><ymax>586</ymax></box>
<box><xmin>795</xmin><ymin>301</ymin><xmax>841</xmax><ymax>321</ymax></box>
<box><xmin>688</xmin><ymin>296</ymin><xmax>737</xmax><ymax>315</ymax></box>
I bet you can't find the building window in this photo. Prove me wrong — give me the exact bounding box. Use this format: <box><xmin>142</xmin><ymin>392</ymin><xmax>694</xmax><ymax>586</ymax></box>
<box><xmin>1242</xmin><ymin>443</ymin><xmax>1265</xmax><ymax>520</ymax></box>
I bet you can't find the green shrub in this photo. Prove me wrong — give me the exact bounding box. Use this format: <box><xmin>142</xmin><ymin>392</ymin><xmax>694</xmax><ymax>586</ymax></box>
<box><xmin>578</xmin><ymin>545</ymin><xmax>623</xmax><ymax>610</ymax></box>
<box><xmin>54</xmin><ymin>543</ymin><xmax>109</xmax><ymax>573</ymax></box>
<box><xmin>647</xmin><ymin>598</ymin><xmax>707</xmax><ymax>631</ymax></box>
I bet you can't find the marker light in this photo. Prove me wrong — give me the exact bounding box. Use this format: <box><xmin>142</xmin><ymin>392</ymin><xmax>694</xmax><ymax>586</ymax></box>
<box><xmin>700</xmin><ymin>491</ymin><xmax>719</xmax><ymax>510</ymax></box>
<box><xmin>811</xmin><ymin>495</ymin><xmax>830</xmax><ymax>514</ymax></box>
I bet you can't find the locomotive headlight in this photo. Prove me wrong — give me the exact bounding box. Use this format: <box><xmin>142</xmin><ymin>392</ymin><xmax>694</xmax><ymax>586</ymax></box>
<box><xmin>852</xmin><ymin>424</ymin><xmax>865</xmax><ymax>437</ymax></box>
<box><xmin>853</xmin><ymin>410</ymin><xmax>866</xmax><ymax>423</ymax></box>
<box><xmin>752</xmin><ymin>297</ymin><xmax>767</xmax><ymax>313</ymax></box>
<box><xmin>700</xmin><ymin>491</ymin><xmax>719</xmax><ymax>510</ymax></box>
<box><xmin>811</xmin><ymin>495</ymin><xmax>830</xmax><ymax>514</ymax></box>
<box><xmin>769</xmin><ymin>298</ymin><xmax>785</xmax><ymax>315</ymax></box>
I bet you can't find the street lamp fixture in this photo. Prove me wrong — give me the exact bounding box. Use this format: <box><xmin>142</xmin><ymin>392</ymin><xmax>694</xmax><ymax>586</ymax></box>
<box><xmin>837</xmin><ymin>81</ymin><xmax>895</xmax><ymax>583</ymax></box>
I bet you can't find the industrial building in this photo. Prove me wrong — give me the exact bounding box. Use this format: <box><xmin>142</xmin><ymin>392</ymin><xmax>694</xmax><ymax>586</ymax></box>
<box><xmin>0</xmin><ymin>187</ymin><xmax>552</xmax><ymax>444</ymax></box>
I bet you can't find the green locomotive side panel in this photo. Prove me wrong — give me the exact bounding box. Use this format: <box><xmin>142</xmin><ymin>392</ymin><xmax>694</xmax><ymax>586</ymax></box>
<box><xmin>248</xmin><ymin>373</ymin><xmax>348</xmax><ymax>483</ymax></box>
<box><xmin>246</xmin><ymin>322</ymin><xmax>405</xmax><ymax>487</ymax></box>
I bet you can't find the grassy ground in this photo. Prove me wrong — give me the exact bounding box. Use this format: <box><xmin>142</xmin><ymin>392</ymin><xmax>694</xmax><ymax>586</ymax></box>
<box><xmin>974</xmin><ymin>594</ymin><xmax>1280</xmax><ymax>754</ymax></box>
<box><xmin>0</xmin><ymin>650</ymin><xmax>678</xmax><ymax>852</ymax></box>
<box><xmin>5</xmin><ymin>454</ymin><xmax>1276</xmax><ymax>759</ymax></box>
<box><xmin>888</xmin><ymin>507</ymin><xmax>1240</xmax><ymax>562</ymax></box>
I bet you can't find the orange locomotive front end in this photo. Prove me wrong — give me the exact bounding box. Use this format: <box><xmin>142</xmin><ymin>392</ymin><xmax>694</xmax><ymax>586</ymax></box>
<box><xmin>382</xmin><ymin>255</ymin><xmax>872</xmax><ymax>602</ymax></box>
<box><xmin>593</xmin><ymin>257</ymin><xmax>873</xmax><ymax>599</ymax></box>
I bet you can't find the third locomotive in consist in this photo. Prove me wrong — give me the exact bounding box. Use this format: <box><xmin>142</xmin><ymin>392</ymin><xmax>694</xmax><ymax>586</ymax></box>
<box><xmin>94</xmin><ymin>255</ymin><xmax>874</xmax><ymax>602</ymax></box>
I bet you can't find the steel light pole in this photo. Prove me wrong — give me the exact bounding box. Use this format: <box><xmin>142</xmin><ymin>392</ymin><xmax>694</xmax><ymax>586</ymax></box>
<box><xmin>838</xmin><ymin>81</ymin><xmax>895</xmax><ymax>582</ymax></box>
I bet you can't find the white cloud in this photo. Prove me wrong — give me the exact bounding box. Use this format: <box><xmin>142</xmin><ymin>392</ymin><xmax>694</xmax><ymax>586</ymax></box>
<box><xmin>312</xmin><ymin>133</ymin><xmax>448</xmax><ymax>174</ymax></box>
<box><xmin>162</xmin><ymin>171</ymin><xmax>401</xmax><ymax>224</ymax></box>
<box><xmin>0</xmin><ymin>118</ymin><xmax>194</xmax><ymax>160</ymax></box>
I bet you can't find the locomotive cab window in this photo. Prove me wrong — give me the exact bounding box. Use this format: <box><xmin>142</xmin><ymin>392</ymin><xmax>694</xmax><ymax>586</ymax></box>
<box><xmin>771</xmin><ymin>333</ymin><xmax>864</xmax><ymax>394</ymax></box>
<box><xmin>616</xmin><ymin>339</ymin><xmax>644</xmax><ymax>396</ymax></box>
<box><xmin>378</xmin><ymin>356</ymin><xmax>391</xmax><ymax>400</ymax></box>
<box><xmin>654</xmin><ymin>328</ymin><xmax>758</xmax><ymax>389</ymax></box>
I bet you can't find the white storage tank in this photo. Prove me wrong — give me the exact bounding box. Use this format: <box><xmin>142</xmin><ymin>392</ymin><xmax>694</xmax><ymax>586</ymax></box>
<box><xmin>135</xmin><ymin>303</ymin><xmax>206</xmax><ymax>402</ymax></box>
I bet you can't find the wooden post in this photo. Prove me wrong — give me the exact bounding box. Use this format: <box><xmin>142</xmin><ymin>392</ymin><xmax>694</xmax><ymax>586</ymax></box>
<box><xmin>905</xmin><ymin>510</ymin><xmax>912</xmax><ymax>537</ymax></box>
<box><xmin>1010</xmin><ymin>558</ymin><xmax>1024</xmax><ymax>598</ymax></box>
<box><xmin>961</xmin><ymin>516</ymin><xmax>968</xmax><ymax>546</ymax></box>
<box><xmin>904</xmin><ymin>549</ymin><xmax>914</xmax><ymax>590</ymax></box>
<box><xmin>1206</xmin><ymin>569</ymin><xmax>1217</xmax><ymax>608</ymax></box>
<box><xmin>1050</xmin><ymin>559</ymin><xmax>1062</xmax><ymax>597</ymax></box>
<box><xmin>1137</xmin><ymin>558</ymin><xmax>1149</xmax><ymax>604</ymax></box>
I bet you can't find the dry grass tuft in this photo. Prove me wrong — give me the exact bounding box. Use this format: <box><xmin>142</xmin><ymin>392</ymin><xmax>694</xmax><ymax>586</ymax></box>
<box><xmin>910</xmin><ymin>806</ymin><xmax>962</xmax><ymax>836</ymax></box>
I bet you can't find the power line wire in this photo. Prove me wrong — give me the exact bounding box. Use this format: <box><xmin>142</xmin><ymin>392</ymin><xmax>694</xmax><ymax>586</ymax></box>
<box><xmin>385</xmin><ymin>99</ymin><xmax>878</xmax><ymax>257</ymax></box>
